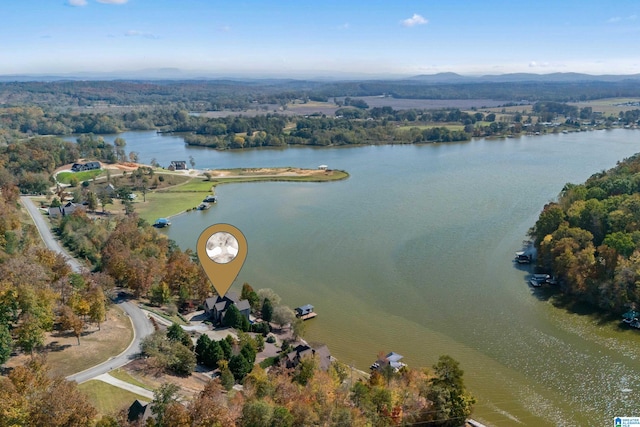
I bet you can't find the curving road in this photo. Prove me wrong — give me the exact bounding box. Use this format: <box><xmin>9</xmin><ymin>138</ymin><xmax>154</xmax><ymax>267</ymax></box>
<box><xmin>20</xmin><ymin>196</ymin><xmax>154</xmax><ymax>383</ymax></box>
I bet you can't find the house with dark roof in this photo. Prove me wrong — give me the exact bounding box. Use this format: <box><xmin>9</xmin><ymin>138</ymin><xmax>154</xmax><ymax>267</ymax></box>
<box><xmin>71</xmin><ymin>161</ymin><xmax>101</xmax><ymax>172</ymax></box>
<box><xmin>168</xmin><ymin>160</ymin><xmax>187</xmax><ymax>171</ymax></box>
<box><xmin>127</xmin><ymin>400</ymin><xmax>155</xmax><ymax>424</ymax></box>
<box><xmin>284</xmin><ymin>344</ymin><xmax>332</xmax><ymax>371</ymax></box>
<box><xmin>48</xmin><ymin>201</ymin><xmax>84</xmax><ymax>218</ymax></box>
<box><xmin>204</xmin><ymin>291</ymin><xmax>251</xmax><ymax>325</ymax></box>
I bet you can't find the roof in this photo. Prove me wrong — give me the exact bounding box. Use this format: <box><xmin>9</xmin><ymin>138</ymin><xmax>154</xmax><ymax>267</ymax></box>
<box><xmin>236</xmin><ymin>300</ymin><xmax>251</xmax><ymax>312</ymax></box>
<box><xmin>386</xmin><ymin>352</ymin><xmax>404</xmax><ymax>363</ymax></box>
<box><xmin>296</xmin><ymin>304</ymin><xmax>314</xmax><ymax>312</ymax></box>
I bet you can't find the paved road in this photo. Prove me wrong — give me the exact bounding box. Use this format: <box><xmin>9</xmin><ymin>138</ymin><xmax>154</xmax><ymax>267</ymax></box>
<box><xmin>20</xmin><ymin>196</ymin><xmax>83</xmax><ymax>273</ymax></box>
<box><xmin>19</xmin><ymin>196</ymin><xmax>155</xmax><ymax>383</ymax></box>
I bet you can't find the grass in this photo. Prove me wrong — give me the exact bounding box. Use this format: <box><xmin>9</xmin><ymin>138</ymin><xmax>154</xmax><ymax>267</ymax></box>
<box><xmin>109</xmin><ymin>368</ymin><xmax>154</xmax><ymax>390</ymax></box>
<box><xmin>45</xmin><ymin>305</ymin><xmax>133</xmax><ymax>377</ymax></box>
<box><xmin>133</xmin><ymin>169</ymin><xmax>348</xmax><ymax>223</ymax></box>
<box><xmin>78</xmin><ymin>380</ymin><xmax>150</xmax><ymax>417</ymax></box>
<box><xmin>133</xmin><ymin>190</ymin><xmax>209</xmax><ymax>223</ymax></box>
<box><xmin>57</xmin><ymin>170</ymin><xmax>103</xmax><ymax>184</ymax></box>
<box><xmin>140</xmin><ymin>304</ymin><xmax>187</xmax><ymax>325</ymax></box>
<box><xmin>395</xmin><ymin>124</ymin><xmax>465</xmax><ymax>132</ymax></box>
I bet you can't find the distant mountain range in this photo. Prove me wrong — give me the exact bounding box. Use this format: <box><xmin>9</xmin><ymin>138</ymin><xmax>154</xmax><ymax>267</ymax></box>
<box><xmin>1</xmin><ymin>70</ymin><xmax>640</xmax><ymax>83</ymax></box>
<box><xmin>405</xmin><ymin>72</ymin><xmax>640</xmax><ymax>83</ymax></box>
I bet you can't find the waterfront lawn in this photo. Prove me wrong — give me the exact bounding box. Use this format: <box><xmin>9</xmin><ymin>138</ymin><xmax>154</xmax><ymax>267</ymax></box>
<box><xmin>134</xmin><ymin>190</ymin><xmax>208</xmax><ymax>223</ymax></box>
<box><xmin>78</xmin><ymin>380</ymin><xmax>150</xmax><ymax>417</ymax></box>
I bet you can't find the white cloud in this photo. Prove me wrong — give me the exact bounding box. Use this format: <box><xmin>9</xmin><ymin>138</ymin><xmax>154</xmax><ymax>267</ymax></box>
<box><xmin>97</xmin><ymin>0</ymin><xmax>129</xmax><ymax>4</ymax></box>
<box><xmin>607</xmin><ymin>15</ymin><xmax>636</xmax><ymax>23</ymax></box>
<box><xmin>339</xmin><ymin>23</ymin><xmax>350</xmax><ymax>30</ymax></box>
<box><xmin>125</xmin><ymin>30</ymin><xmax>158</xmax><ymax>39</ymax></box>
<box><xmin>402</xmin><ymin>14</ymin><xmax>427</xmax><ymax>28</ymax></box>
<box><xmin>68</xmin><ymin>0</ymin><xmax>87</xmax><ymax>6</ymax></box>
<box><xmin>529</xmin><ymin>61</ymin><xmax>550</xmax><ymax>68</ymax></box>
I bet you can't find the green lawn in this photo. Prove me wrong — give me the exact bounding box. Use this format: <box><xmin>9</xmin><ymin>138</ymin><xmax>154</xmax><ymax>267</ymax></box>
<box><xmin>78</xmin><ymin>380</ymin><xmax>150</xmax><ymax>417</ymax></box>
<box><xmin>57</xmin><ymin>170</ymin><xmax>103</xmax><ymax>184</ymax></box>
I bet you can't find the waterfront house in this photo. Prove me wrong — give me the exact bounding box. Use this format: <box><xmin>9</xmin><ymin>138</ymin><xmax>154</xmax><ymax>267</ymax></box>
<box><xmin>370</xmin><ymin>352</ymin><xmax>406</xmax><ymax>372</ymax></box>
<box><xmin>204</xmin><ymin>291</ymin><xmax>251</xmax><ymax>325</ymax></box>
<box><xmin>71</xmin><ymin>161</ymin><xmax>101</xmax><ymax>172</ymax></box>
<box><xmin>168</xmin><ymin>160</ymin><xmax>187</xmax><ymax>171</ymax></box>
<box><xmin>284</xmin><ymin>344</ymin><xmax>332</xmax><ymax>371</ymax></box>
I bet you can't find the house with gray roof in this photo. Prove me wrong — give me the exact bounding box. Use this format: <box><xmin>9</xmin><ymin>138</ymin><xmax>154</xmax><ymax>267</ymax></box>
<box><xmin>204</xmin><ymin>291</ymin><xmax>251</xmax><ymax>325</ymax></box>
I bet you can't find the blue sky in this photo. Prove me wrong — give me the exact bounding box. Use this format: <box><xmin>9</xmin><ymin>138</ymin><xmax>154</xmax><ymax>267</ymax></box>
<box><xmin>1</xmin><ymin>0</ymin><xmax>639</xmax><ymax>77</ymax></box>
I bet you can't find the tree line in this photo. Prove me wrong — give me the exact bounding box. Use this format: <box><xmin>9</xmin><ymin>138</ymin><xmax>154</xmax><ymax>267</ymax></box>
<box><xmin>530</xmin><ymin>153</ymin><xmax>640</xmax><ymax>312</ymax></box>
<box><xmin>4</xmin><ymin>79</ymin><xmax>640</xmax><ymax>110</ymax></box>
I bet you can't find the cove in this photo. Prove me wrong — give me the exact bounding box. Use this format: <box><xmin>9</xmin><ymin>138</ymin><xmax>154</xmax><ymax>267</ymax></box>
<box><xmin>111</xmin><ymin>129</ymin><xmax>640</xmax><ymax>426</ymax></box>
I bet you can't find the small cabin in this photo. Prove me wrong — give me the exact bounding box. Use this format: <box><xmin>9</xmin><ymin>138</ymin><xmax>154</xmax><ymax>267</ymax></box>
<box><xmin>318</xmin><ymin>164</ymin><xmax>329</xmax><ymax>170</ymax></box>
<box><xmin>295</xmin><ymin>304</ymin><xmax>317</xmax><ymax>320</ymax></box>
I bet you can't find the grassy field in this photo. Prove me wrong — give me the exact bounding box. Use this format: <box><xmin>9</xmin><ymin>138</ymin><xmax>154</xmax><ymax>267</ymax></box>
<box><xmin>133</xmin><ymin>169</ymin><xmax>348</xmax><ymax>223</ymax></box>
<box><xmin>6</xmin><ymin>305</ymin><xmax>133</xmax><ymax>378</ymax></box>
<box><xmin>57</xmin><ymin>169</ymin><xmax>103</xmax><ymax>184</ymax></box>
<box><xmin>47</xmin><ymin>306</ymin><xmax>133</xmax><ymax>377</ymax></box>
<box><xmin>395</xmin><ymin>123</ymin><xmax>465</xmax><ymax>132</ymax></box>
<box><xmin>78</xmin><ymin>380</ymin><xmax>150</xmax><ymax>417</ymax></box>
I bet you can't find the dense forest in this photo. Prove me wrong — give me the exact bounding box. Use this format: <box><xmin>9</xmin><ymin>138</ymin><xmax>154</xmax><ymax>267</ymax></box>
<box><xmin>530</xmin><ymin>153</ymin><xmax>640</xmax><ymax>313</ymax></box>
<box><xmin>3</xmin><ymin>78</ymin><xmax>640</xmax><ymax>109</ymax></box>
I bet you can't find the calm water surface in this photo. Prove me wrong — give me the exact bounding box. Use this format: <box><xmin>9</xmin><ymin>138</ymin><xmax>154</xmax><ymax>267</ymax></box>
<box><xmin>108</xmin><ymin>130</ymin><xmax>640</xmax><ymax>426</ymax></box>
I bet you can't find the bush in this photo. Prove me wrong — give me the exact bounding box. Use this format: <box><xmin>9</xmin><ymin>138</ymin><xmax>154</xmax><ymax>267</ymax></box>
<box><xmin>266</xmin><ymin>334</ymin><xmax>276</xmax><ymax>344</ymax></box>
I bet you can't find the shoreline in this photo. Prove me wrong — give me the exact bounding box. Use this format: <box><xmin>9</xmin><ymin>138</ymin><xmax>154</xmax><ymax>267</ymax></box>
<box><xmin>134</xmin><ymin>167</ymin><xmax>349</xmax><ymax>223</ymax></box>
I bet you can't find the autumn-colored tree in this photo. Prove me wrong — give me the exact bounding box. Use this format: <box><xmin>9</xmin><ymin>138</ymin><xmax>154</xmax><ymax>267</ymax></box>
<box><xmin>188</xmin><ymin>380</ymin><xmax>237</xmax><ymax>426</ymax></box>
<box><xmin>2</xmin><ymin>358</ymin><xmax>96</xmax><ymax>426</ymax></box>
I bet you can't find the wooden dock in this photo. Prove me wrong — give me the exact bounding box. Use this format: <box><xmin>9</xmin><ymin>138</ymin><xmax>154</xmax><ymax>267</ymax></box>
<box><xmin>299</xmin><ymin>312</ymin><xmax>317</xmax><ymax>321</ymax></box>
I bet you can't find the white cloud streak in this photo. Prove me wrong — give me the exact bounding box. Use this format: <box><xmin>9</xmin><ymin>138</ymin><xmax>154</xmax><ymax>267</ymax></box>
<box><xmin>402</xmin><ymin>14</ymin><xmax>427</xmax><ymax>27</ymax></box>
<box><xmin>68</xmin><ymin>0</ymin><xmax>87</xmax><ymax>6</ymax></box>
<box><xmin>125</xmin><ymin>30</ymin><xmax>159</xmax><ymax>39</ymax></box>
<box><xmin>97</xmin><ymin>0</ymin><xmax>129</xmax><ymax>4</ymax></box>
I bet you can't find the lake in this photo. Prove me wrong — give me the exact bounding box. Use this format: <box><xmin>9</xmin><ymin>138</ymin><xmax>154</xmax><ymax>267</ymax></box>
<box><xmin>96</xmin><ymin>129</ymin><xmax>640</xmax><ymax>426</ymax></box>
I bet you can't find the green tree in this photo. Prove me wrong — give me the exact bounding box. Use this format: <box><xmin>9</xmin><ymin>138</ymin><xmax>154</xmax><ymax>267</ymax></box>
<box><xmin>0</xmin><ymin>323</ymin><xmax>12</xmax><ymax>365</ymax></box>
<box><xmin>261</xmin><ymin>298</ymin><xmax>273</xmax><ymax>323</ymax></box>
<box><xmin>271</xmin><ymin>406</ymin><xmax>294</xmax><ymax>427</ymax></box>
<box><xmin>229</xmin><ymin>353</ymin><xmax>252</xmax><ymax>381</ymax></box>
<box><xmin>16</xmin><ymin>313</ymin><xmax>44</xmax><ymax>355</ymax></box>
<box><xmin>151</xmin><ymin>382</ymin><xmax>181</xmax><ymax>427</ymax></box>
<box><xmin>241</xmin><ymin>400</ymin><xmax>273</xmax><ymax>427</ymax></box>
<box><xmin>219</xmin><ymin>360</ymin><xmax>235</xmax><ymax>391</ymax></box>
<box><xmin>427</xmin><ymin>355</ymin><xmax>475</xmax><ymax>427</ymax></box>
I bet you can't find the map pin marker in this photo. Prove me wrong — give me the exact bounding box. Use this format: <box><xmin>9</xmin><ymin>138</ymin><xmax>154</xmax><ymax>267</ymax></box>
<box><xmin>197</xmin><ymin>224</ymin><xmax>247</xmax><ymax>298</ymax></box>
